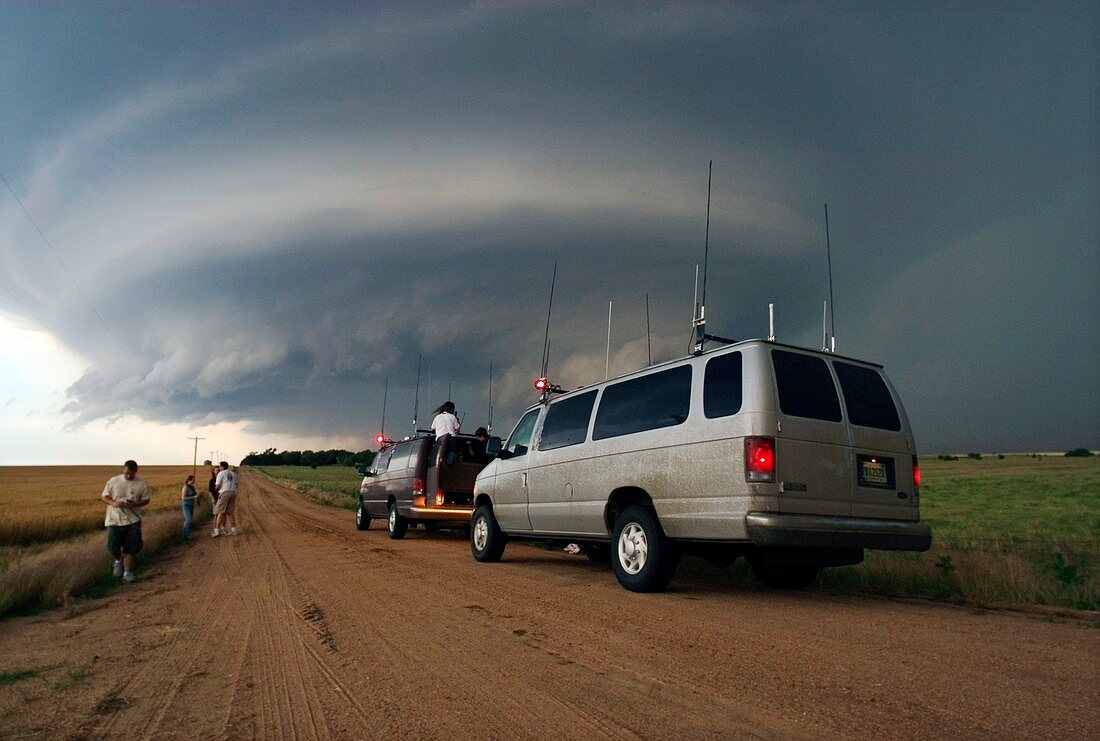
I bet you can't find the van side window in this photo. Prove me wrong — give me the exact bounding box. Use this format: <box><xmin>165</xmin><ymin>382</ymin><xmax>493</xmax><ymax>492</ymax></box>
<box><xmin>539</xmin><ymin>390</ymin><xmax>597</xmax><ymax>450</ymax></box>
<box><xmin>505</xmin><ymin>409</ymin><xmax>541</xmax><ymax>457</ymax></box>
<box><xmin>771</xmin><ymin>350</ymin><xmax>842</xmax><ymax>422</ymax></box>
<box><xmin>374</xmin><ymin>447</ymin><xmax>394</xmax><ymax>474</ymax></box>
<box><xmin>593</xmin><ymin>365</ymin><xmax>692</xmax><ymax>440</ymax></box>
<box><xmin>833</xmin><ymin>362</ymin><xmax>901</xmax><ymax>431</ymax></box>
<box><xmin>704</xmin><ymin>352</ymin><xmax>743</xmax><ymax>418</ymax></box>
<box><xmin>388</xmin><ymin>444</ymin><xmax>414</xmax><ymax>472</ymax></box>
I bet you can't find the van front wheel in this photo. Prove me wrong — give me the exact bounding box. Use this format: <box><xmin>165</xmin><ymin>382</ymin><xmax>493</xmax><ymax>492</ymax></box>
<box><xmin>471</xmin><ymin>505</ymin><xmax>507</xmax><ymax>562</ymax></box>
<box><xmin>611</xmin><ymin>506</ymin><xmax>680</xmax><ymax>592</ymax></box>
<box><xmin>355</xmin><ymin>500</ymin><xmax>370</xmax><ymax>531</ymax></box>
<box><xmin>387</xmin><ymin>503</ymin><xmax>408</xmax><ymax>540</ymax></box>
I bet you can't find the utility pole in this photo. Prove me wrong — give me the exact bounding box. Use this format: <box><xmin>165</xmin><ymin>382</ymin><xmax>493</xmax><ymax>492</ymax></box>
<box><xmin>188</xmin><ymin>436</ymin><xmax>205</xmax><ymax>479</ymax></box>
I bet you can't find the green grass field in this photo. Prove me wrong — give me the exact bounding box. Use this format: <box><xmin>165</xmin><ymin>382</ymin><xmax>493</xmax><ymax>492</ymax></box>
<box><xmin>252</xmin><ymin>466</ymin><xmax>362</xmax><ymax>509</ymax></box>
<box><xmin>257</xmin><ymin>456</ymin><xmax>1099</xmax><ymax>611</ymax></box>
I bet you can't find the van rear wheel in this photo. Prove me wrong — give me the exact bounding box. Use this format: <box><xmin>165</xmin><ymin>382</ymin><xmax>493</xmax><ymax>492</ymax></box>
<box><xmin>471</xmin><ymin>505</ymin><xmax>507</xmax><ymax>562</ymax></box>
<box><xmin>751</xmin><ymin>562</ymin><xmax>818</xmax><ymax>590</ymax></box>
<box><xmin>387</xmin><ymin>503</ymin><xmax>408</xmax><ymax>540</ymax></box>
<box><xmin>611</xmin><ymin>506</ymin><xmax>680</xmax><ymax>592</ymax></box>
<box><xmin>355</xmin><ymin>500</ymin><xmax>370</xmax><ymax>531</ymax></box>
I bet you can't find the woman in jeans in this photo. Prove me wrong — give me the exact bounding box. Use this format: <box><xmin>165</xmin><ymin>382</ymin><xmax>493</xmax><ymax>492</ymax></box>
<box><xmin>181</xmin><ymin>475</ymin><xmax>198</xmax><ymax>541</ymax></box>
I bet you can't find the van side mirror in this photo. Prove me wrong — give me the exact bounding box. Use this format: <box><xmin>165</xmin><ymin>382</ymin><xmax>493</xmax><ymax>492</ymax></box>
<box><xmin>487</xmin><ymin>437</ymin><xmax>502</xmax><ymax>457</ymax></box>
<box><xmin>356</xmin><ymin>463</ymin><xmax>370</xmax><ymax>476</ymax></box>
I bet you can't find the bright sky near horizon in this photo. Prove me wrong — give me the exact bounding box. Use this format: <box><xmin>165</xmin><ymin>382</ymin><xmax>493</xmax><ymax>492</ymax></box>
<box><xmin>1</xmin><ymin>2</ymin><xmax>1097</xmax><ymax>464</ymax></box>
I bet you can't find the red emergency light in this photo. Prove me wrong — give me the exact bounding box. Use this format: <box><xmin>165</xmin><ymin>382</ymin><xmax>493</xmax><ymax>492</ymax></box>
<box><xmin>534</xmin><ymin>377</ymin><xmax>549</xmax><ymax>392</ymax></box>
<box><xmin>375</xmin><ymin>433</ymin><xmax>386</xmax><ymax>446</ymax></box>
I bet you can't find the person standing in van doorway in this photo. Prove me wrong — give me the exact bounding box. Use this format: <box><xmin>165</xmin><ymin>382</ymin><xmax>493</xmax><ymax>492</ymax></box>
<box><xmin>431</xmin><ymin>401</ymin><xmax>461</xmax><ymax>439</ymax></box>
<box><xmin>471</xmin><ymin>427</ymin><xmax>491</xmax><ymax>463</ymax></box>
<box><xmin>102</xmin><ymin>460</ymin><xmax>151</xmax><ymax>583</ymax></box>
<box><xmin>212</xmin><ymin>461</ymin><xmax>238</xmax><ymax>537</ymax></box>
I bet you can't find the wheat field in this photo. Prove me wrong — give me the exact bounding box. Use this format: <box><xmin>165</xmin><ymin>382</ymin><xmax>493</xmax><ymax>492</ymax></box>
<box><xmin>0</xmin><ymin>466</ymin><xmax>210</xmax><ymax>546</ymax></box>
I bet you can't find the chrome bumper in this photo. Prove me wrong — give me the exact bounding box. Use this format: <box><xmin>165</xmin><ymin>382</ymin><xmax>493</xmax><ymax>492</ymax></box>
<box><xmin>746</xmin><ymin>512</ymin><xmax>932</xmax><ymax>552</ymax></box>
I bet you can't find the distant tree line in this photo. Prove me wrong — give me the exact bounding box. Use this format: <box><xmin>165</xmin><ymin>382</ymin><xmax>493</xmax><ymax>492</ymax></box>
<box><xmin>241</xmin><ymin>447</ymin><xmax>376</xmax><ymax>468</ymax></box>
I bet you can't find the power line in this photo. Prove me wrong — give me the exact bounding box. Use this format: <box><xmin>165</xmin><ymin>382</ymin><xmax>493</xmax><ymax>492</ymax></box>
<box><xmin>0</xmin><ymin>169</ymin><xmax>141</xmax><ymax>372</ymax></box>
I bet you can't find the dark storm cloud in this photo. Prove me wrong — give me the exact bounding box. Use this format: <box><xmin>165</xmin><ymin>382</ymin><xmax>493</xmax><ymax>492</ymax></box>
<box><xmin>1</xmin><ymin>2</ymin><xmax>1096</xmax><ymax>451</ymax></box>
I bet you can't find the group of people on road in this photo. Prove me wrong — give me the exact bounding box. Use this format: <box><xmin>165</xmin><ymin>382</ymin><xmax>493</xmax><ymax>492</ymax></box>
<box><xmin>101</xmin><ymin>459</ymin><xmax>240</xmax><ymax>584</ymax></box>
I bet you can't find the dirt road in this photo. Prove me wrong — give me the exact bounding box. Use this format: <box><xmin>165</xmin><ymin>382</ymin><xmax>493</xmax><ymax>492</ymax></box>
<box><xmin>1</xmin><ymin>471</ymin><xmax>1096</xmax><ymax>739</ymax></box>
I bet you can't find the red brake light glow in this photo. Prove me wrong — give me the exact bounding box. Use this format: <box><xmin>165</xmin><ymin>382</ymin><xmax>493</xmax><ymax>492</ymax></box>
<box><xmin>912</xmin><ymin>455</ymin><xmax>921</xmax><ymax>488</ymax></box>
<box><xmin>744</xmin><ymin>436</ymin><xmax>776</xmax><ymax>483</ymax></box>
<box><xmin>436</xmin><ymin>491</ymin><xmax>445</xmax><ymax>506</ymax></box>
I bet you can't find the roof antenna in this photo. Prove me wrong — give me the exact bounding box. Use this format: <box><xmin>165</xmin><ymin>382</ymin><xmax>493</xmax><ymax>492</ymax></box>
<box><xmin>825</xmin><ymin>203</ymin><xmax>837</xmax><ymax>352</ymax></box>
<box><xmin>768</xmin><ymin>302</ymin><xmax>776</xmax><ymax>342</ymax></box>
<box><xmin>822</xmin><ymin>300</ymin><xmax>829</xmax><ymax>351</ymax></box>
<box><xmin>412</xmin><ymin>354</ymin><xmax>422</xmax><ymax>434</ymax></box>
<box><xmin>645</xmin><ymin>292</ymin><xmax>652</xmax><ymax>366</ymax></box>
<box><xmin>540</xmin><ymin>262</ymin><xmax>557</xmax><ymax>378</ymax></box>
<box><xmin>692</xmin><ymin>160</ymin><xmax>734</xmax><ymax>355</ymax></box>
<box><xmin>487</xmin><ymin>362</ymin><xmax>494</xmax><ymax>433</ymax></box>
<box><xmin>605</xmin><ymin>300</ymin><xmax>613</xmax><ymax>379</ymax></box>
<box><xmin>380</xmin><ymin>375</ymin><xmax>389</xmax><ymax>439</ymax></box>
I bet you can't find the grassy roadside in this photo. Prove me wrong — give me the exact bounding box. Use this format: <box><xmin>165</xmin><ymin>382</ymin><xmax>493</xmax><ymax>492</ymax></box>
<box><xmin>0</xmin><ymin>501</ymin><xmax>212</xmax><ymax>619</ymax></box>
<box><xmin>262</xmin><ymin>456</ymin><xmax>1099</xmax><ymax>612</ymax></box>
<box><xmin>251</xmin><ymin>465</ymin><xmax>361</xmax><ymax>510</ymax></box>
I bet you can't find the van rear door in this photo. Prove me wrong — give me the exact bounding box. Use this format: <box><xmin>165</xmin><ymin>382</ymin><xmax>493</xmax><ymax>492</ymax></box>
<box><xmin>771</xmin><ymin>349</ymin><xmax>851</xmax><ymax>517</ymax></box>
<box><xmin>833</xmin><ymin>361</ymin><xmax>918</xmax><ymax>521</ymax></box>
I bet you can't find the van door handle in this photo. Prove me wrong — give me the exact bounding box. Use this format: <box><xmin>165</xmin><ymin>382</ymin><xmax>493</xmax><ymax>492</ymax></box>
<box><xmin>522</xmin><ymin>473</ymin><xmax>528</xmax><ymax>489</ymax></box>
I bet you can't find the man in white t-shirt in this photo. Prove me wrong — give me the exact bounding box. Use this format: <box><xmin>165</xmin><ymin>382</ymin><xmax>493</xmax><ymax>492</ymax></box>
<box><xmin>212</xmin><ymin>461</ymin><xmax>239</xmax><ymax>537</ymax></box>
<box><xmin>102</xmin><ymin>460</ymin><xmax>151</xmax><ymax>583</ymax></box>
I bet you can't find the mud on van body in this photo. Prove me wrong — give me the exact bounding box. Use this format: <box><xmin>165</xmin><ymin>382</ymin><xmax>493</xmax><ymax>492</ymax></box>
<box><xmin>470</xmin><ymin>339</ymin><xmax>931</xmax><ymax>592</ymax></box>
<box><xmin>357</xmin><ymin>434</ymin><xmax>493</xmax><ymax>538</ymax></box>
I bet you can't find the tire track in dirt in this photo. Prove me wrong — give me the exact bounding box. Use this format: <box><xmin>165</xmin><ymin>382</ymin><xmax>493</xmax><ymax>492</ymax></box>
<box><xmin>0</xmin><ymin>470</ymin><xmax>1096</xmax><ymax>740</ymax></box>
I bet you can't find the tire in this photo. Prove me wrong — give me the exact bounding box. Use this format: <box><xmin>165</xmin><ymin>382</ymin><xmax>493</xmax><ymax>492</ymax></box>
<box><xmin>355</xmin><ymin>500</ymin><xmax>370</xmax><ymax>531</ymax></box>
<box><xmin>582</xmin><ymin>542</ymin><xmax>611</xmax><ymax>564</ymax></box>
<box><xmin>751</xmin><ymin>561</ymin><xmax>818</xmax><ymax>590</ymax></box>
<box><xmin>610</xmin><ymin>506</ymin><xmax>680</xmax><ymax>592</ymax></box>
<box><xmin>387</xmin><ymin>502</ymin><xmax>408</xmax><ymax>540</ymax></box>
<box><xmin>470</xmin><ymin>504</ymin><xmax>507</xmax><ymax>562</ymax></box>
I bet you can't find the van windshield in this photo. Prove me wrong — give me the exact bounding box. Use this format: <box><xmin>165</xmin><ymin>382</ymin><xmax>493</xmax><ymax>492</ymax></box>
<box><xmin>833</xmin><ymin>361</ymin><xmax>901</xmax><ymax>431</ymax></box>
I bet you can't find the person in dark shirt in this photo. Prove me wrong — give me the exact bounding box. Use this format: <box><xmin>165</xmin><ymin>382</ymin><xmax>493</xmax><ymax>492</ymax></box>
<box><xmin>207</xmin><ymin>464</ymin><xmax>219</xmax><ymax>505</ymax></box>
<box><xmin>471</xmin><ymin>427</ymin><xmax>491</xmax><ymax>464</ymax></box>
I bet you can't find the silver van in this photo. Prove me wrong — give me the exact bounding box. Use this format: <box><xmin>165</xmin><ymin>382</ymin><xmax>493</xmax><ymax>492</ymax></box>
<box><xmin>469</xmin><ymin>340</ymin><xmax>931</xmax><ymax>592</ymax></box>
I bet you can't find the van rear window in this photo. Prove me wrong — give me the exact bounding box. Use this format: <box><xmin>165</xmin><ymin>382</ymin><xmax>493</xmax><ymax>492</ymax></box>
<box><xmin>593</xmin><ymin>365</ymin><xmax>691</xmax><ymax>440</ymax></box>
<box><xmin>704</xmin><ymin>351</ymin><xmax>743</xmax><ymax>418</ymax></box>
<box><xmin>833</xmin><ymin>362</ymin><xmax>901</xmax><ymax>431</ymax></box>
<box><xmin>539</xmin><ymin>390</ymin><xmax>597</xmax><ymax>450</ymax></box>
<box><xmin>771</xmin><ymin>350</ymin><xmax>842</xmax><ymax>422</ymax></box>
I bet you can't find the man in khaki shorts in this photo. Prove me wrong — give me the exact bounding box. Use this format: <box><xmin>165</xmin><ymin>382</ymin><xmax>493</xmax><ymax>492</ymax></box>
<box><xmin>212</xmin><ymin>461</ymin><xmax>238</xmax><ymax>537</ymax></box>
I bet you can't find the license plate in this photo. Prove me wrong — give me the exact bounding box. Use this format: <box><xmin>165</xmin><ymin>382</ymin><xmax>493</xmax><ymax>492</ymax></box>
<box><xmin>861</xmin><ymin>460</ymin><xmax>888</xmax><ymax>485</ymax></box>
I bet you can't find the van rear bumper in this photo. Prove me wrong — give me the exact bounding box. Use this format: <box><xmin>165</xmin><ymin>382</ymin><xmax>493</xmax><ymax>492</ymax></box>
<box><xmin>745</xmin><ymin>512</ymin><xmax>932</xmax><ymax>552</ymax></box>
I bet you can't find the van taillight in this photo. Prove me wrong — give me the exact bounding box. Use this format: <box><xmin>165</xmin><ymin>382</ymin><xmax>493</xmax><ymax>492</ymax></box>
<box><xmin>745</xmin><ymin>437</ymin><xmax>776</xmax><ymax>483</ymax></box>
<box><xmin>413</xmin><ymin>478</ymin><xmax>424</xmax><ymax>495</ymax></box>
<box><xmin>912</xmin><ymin>456</ymin><xmax>921</xmax><ymax>489</ymax></box>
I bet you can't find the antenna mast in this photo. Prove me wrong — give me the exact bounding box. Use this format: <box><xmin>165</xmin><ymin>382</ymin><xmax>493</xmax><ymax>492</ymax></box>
<box><xmin>487</xmin><ymin>362</ymin><xmax>494</xmax><ymax>432</ymax></box>
<box><xmin>412</xmin><ymin>354</ymin><xmax>422</xmax><ymax>433</ymax></box>
<box><xmin>605</xmin><ymin>301</ymin><xmax>613</xmax><ymax>380</ymax></box>
<box><xmin>825</xmin><ymin>203</ymin><xmax>836</xmax><ymax>352</ymax></box>
<box><xmin>645</xmin><ymin>292</ymin><xmax>652</xmax><ymax>366</ymax></box>
<box><xmin>380</xmin><ymin>375</ymin><xmax>389</xmax><ymax>437</ymax></box>
<box><xmin>692</xmin><ymin>160</ymin><xmax>734</xmax><ymax>354</ymax></box>
<box><xmin>540</xmin><ymin>262</ymin><xmax>558</xmax><ymax>378</ymax></box>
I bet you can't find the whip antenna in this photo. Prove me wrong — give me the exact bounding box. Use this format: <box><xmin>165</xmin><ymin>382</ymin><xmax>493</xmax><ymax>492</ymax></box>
<box><xmin>412</xmin><ymin>354</ymin><xmax>422</xmax><ymax>433</ymax></box>
<box><xmin>645</xmin><ymin>292</ymin><xmax>652</xmax><ymax>366</ymax></box>
<box><xmin>825</xmin><ymin>203</ymin><xmax>836</xmax><ymax>352</ymax></box>
<box><xmin>540</xmin><ymin>262</ymin><xmax>558</xmax><ymax>378</ymax></box>
<box><xmin>487</xmin><ymin>362</ymin><xmax>494</xmax><ymax>432</ymax></box>
<box><xmin>381</xmin><ymin>375</ymin><xmax>389</xmax><ymax>438</ymax></box>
